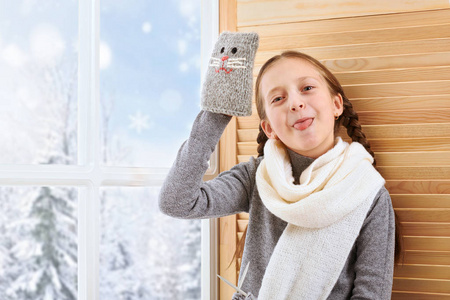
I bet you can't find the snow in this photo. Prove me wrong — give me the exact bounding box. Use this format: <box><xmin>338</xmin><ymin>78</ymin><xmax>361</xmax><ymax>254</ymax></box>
<box><xmin>44</xmin><ymin>285</ymin><xmax>54</xmax><ymax>300</ymax></box>
<box><xmin>99</xmin><ymin>187</ymin><xmax>201</xmax><ymax>299</ymax></box>
<box><xmin>180</xmin><ymin>62</ymin><xmax>189</xmax><ymax>72</ymax></box>
<box><xmin>100</xmin><ymin>41</ymin><xmax>112</xmax><ymax>70</ymax></box>
<box><xmin>159</xmin><ymin>88</ymin><xmax>183</xmax><ymax>113</ymax></box>
<box><xmin>178</xmin><ymin>0</ymin><xmax>200</xmax><ymax>19</ymax></box>
<box><xmin>29</xmin><ymin>269</ymin><xmax>44</xmax><ymax>292</ymax></box>
<box><xmin>128</xmin><ymin>110</ymin><xmax>151</xmax><ymax>134</ymax></box>
<box><xmin>50</xmin><ymin>265</ymin><xmax>62</xmax><ymax>290</ymax></box>
<box><xmin>30</xmin><ymin>24</ymin><xmax>66</xmax><ymax>65</ymax></box>
<box><xmin>142</xmin><ymin>22</ymin><xmax>152</xmax><ymax>34</ymax></box>
<box><xmin>178</xmin><ymin>39</ymin><xmax>187</xmax><ymax>55</ymax></box>
<box><xmin>1</xmin><ymin>43</ymin><xmax>28</xmax><ymax>67</ymax></box>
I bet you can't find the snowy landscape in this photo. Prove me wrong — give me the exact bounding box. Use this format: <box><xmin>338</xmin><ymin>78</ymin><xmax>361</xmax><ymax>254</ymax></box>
<box><xmin>0</xmin><ymin>186</ymin><xmax>202</xmax><ymax>300</ymax></box>
<box><xmin>0</xmin><ymin>0</ymin><xmax>202</xmax><ymax>299</ymax></box>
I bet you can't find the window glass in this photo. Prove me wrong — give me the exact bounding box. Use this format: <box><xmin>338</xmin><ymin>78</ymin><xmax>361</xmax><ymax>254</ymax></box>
<box><xmin>100</xmin><ymin>187</ymin><xmax>201</xmax><ymax>299</ymax></box>
<box><xmin>0</xmin><ymin>186</ymin><xmax>78</xmax><ymax>299</ymax></box>
<box><xmin>100</xmin><ymin>0</ymin><xmax>201</xmax><ymax>168</ymax></box>
<box><xmin>0</xmin><ymin>0</ymin><xmax>78</xmax><ymax>165</ymax></box>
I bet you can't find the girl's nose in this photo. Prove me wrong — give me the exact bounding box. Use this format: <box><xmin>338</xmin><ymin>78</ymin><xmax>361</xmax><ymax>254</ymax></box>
<box><xmin>222</xmin><ymin>55</ymin><xmax>229</xmax><ymax>61</ymax></box>
<box><xmin>290</xmin><ymin>99</ymin><xmax>305</xmax><ymax>111</ymax></box>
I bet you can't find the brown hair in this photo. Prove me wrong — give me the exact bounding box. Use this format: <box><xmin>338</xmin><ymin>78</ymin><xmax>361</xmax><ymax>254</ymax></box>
<box><xmin>232</xmin><ymin>50</ymin><xmax>403</xmax><ymax>269</ymax></box>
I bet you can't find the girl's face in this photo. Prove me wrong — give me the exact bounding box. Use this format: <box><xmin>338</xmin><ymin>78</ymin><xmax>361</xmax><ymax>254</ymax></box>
<box><xmin>260</xmin><ymin>58</ymin><xmax>343</xmax><ymax>158</ymax></box>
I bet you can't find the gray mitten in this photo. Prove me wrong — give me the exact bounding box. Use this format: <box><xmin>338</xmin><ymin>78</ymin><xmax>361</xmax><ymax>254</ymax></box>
<box><xmin>201</xmin><ymin>31</ymin><xmax>259</xmax><ymax>117</ymax></box>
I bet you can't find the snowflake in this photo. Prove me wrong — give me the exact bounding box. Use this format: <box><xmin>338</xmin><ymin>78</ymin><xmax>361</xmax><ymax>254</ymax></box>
<box><xmin>128</xmin><ymin>111</ymin><xmax>150</xmax><ymax>134</ymax></box>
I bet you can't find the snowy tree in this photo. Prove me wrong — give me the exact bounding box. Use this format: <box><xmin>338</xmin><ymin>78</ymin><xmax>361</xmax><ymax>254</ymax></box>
<box><xmin>0</xmin><ymin>186</ymin><xmax>41</xmax><ymax>298</ymax></box>
<box><xmin>99</xmin><ymin>188</ymin><xmax>152</xmax><ymax>300</ymax></box>
<box><xmin>145</xmin><ymin>211</ymin><xmax>193</xmax><ymax>300</ymax></box>
<box><xmin>0</xmin><ymin>187</ymin><xmax>20</xmax><ymax>299</ymax></box>
<box><xmin>99</xmin><ymin>91</ymin><xmax>153</xmax><ymax>299</ymax></box>
<box><xmin>8</xmin><ymin>186</ymin><xmax>77</xmax><ymax>300</ymax></box>
<box><xmin>6</xmin><ymin>56</ymin><xmax>78</xmax><ymax>300</ymax></box>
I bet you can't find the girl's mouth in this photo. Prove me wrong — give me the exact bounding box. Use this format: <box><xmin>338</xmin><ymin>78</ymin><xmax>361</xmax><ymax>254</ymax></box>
<box><xmin>293</xmin><ymin>118</ymin><xmax>313</xmax><ymax>131</ymax></box>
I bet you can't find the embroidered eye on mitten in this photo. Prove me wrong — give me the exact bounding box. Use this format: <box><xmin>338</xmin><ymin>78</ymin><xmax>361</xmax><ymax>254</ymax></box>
<box><xmin>201</xmin><ymin>31</ymin><xmax>259</xmax><ymax>117</ymax></box>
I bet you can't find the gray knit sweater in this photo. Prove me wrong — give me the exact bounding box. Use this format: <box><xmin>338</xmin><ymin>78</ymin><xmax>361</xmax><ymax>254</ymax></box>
<box><xmin>159</xmin><ymin>111</ymin><xmax>395</xmax><ymax>299</ymax></box>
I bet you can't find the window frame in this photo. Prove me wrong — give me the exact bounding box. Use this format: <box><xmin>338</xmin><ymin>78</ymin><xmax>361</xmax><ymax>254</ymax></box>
<box><xmin>0</xmin><ymin>0</ymin><xmax>220</xmax><ymax>299</ymax></box>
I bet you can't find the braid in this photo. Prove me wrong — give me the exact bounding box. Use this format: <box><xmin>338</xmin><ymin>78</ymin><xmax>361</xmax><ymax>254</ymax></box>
<box><xmin>257</xmin><ymin>124</ymin><xmax>268</xmax><ymax>157</ymax></box>
<box><xmin>340</xmin><ymin>97</ymin><xmax>377</xmax><ymax>166</ymax></box>
<box><xmin>340</xmin><ymin>96</ymin><xmax>404</xmax><ymax>264</ymax></box>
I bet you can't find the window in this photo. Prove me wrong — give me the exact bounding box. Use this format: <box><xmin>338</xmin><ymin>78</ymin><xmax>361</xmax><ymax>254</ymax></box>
<box><xmin>0</xmin><ymin>0</ymin><xmax>219</xmax><ymax>299</ymax></box>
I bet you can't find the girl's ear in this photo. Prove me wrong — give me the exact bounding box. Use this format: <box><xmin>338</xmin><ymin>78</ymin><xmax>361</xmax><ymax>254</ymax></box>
<box><xmin>333</xmin><ymin>93</ymin><xmax>344</xmax><ymax>116</ymax></box>
<box><xmin>261</xmin><ymin>120</ymin><xmax>278</xmax><ymax>140</ymax></box>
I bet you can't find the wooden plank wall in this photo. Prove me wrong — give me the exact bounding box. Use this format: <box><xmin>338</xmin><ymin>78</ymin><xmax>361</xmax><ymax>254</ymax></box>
<box><xmin>218</xmin><ymin>0</ymin><xmax>450</xmax><ymax>299</ymax></box>
<box><xmin>218</xmin><ymin>1</ymin><xmax>238</xmax><ymax>299</ymax></box>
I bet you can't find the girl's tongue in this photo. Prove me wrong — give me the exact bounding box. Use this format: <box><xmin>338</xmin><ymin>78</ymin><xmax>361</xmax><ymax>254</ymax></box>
<box><xmin>294</xmin><ymin>118</ymin><xmax>313</xmax><ymax>130</ymax></box>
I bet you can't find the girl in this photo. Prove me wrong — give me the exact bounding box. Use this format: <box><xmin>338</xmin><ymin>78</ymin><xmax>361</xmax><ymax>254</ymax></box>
<box><xmin>159</xmin><ymin>51</ymin><xmax>400</xmax><ymax>299</ymax></box>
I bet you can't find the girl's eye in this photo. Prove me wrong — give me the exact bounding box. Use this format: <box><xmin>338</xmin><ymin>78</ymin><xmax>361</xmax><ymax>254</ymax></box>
<box><xmin>272</xmin><ymin>96</ymin><xmax>283</xmax><ymax>103</ymax></box>
<box><xmin>303</xmin><ymin>86</ymin><xmax>314</xmax><ymax>91</ymax></box>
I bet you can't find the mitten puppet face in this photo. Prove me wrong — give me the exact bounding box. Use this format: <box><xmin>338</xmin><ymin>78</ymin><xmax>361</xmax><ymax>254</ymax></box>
<box><xmin>201</xmin><ymin>32</ymin><xmax>259</xmax><ymax>117</ymax></box>
<box><xmin>210</xmin><ymin>42</ymin><xmax>248</xmax><ymax>74</ymax></box>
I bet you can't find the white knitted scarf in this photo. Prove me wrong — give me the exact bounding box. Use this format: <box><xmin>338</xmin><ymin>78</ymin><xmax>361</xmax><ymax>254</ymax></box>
<box><xmin>255</xmin><ymin>137</ymin><xmax>385</xmax><ymax>300</ymax></box>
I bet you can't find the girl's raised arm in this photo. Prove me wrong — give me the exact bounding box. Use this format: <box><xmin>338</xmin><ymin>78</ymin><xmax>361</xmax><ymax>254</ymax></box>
<box><xmin>159</xmin><ymin>110</ymin><xmax>258</xmax><ymax>219</ymax></box>
<box><xmin>159</xmin><ymin>32</ymin><xmax>259</xmax><ymax>220</ymax></box>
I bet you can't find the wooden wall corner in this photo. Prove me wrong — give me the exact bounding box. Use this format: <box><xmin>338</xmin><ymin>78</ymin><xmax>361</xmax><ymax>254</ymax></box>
<box><xmin>220</xmin><ymin>0</ymin><xmax>237</xmax><ymax>32</ymax></box>
<box><xmin>218</xmin><ymin>1</ymin><xmax>238</xmax><ymax>299</ymax></box>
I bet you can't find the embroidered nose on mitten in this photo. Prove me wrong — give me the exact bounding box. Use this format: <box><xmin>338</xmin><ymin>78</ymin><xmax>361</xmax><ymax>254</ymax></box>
<box><xmin>201</xmin><ymin>32</ymin><xmax>259</xmax><ymax>117</ymax></box>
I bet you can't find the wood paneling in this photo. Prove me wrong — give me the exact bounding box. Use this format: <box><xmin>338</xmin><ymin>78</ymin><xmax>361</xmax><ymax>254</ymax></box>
<box><xmin>335</xmin><ymin>66</ymin><xmax>450</xmax><ymax>84</ymax></box>
<box><xmin>401</xmin><ymin>250</ymin><xmax>450</xmax><ymax>265</ymax></box>
<box><xmin>324</xmin><ymin>52</ymin><xmax>450</xmax><ymax>73</ymax></box>
<box><xmin>399</xmin><ymin>222</ymin><xmax>450</xmax><ymax>236</ymax></box>
<box><xmin>386</xmin><ymin>181</ymin><xmax>450</xmax><ymax>194</ymax></box>
<box><xmin>394</xmin><ymin>264</ymin><xmax>450</xmax><ymax>279</ymax></box>
<box><xmin>220</xmin><ymin>0</ymin><xmax>237</xmax><ymax>33</ymax></box>
<box><xmin>391</xmin><ymin>195</ymin><xmax>450</xmax><ymax>208</ymax></box>
<box><xmin>368</xmin><ymin>138</ymin><xmax>450</xmax><ymax>153</ymax></box>
<box><xmin>391</xmin><ymin>291</ymin><xmax>450</xmax><ymax>300</ymax></box>
<box><xmin>218</xmin><ymin>1</ymin><xmax>238</xmax><ymax>299</ymax></box>
<box><xmin>394</xmin><ymin>208</ymin><xmax>450</xmax><ymax>222</ymax></box>
<box><xmin>343</xmin><ymin>80</ymin><xmax>450</xmax><ymax>99</ymax></box>
<box><xmin>258</xmin><ymin>24</ymin><xmax>450</xmax><ymax>51</ymax></box>
<box><xmin>378</xmin><ymin>167</ymin><xmax>450</xmax><ymax>180</ymax></box>
<box><xmin>356</xmin><ymin>110</ymin><xmax>450</xmax><ymax>126</ymax></box>
<box><xmin>237</xmin><ymin>0</ymin><xmax>450</xmax><ymax>26</ymax></box>
<box><xmin>393</xmin><ymin>278</ymin><xmax>450</xmax><ymax>294</ymax></box>
<box><xmin>242</xmin><ymin>9</ymin><xmax>450</xmax><ymax>37</ymax></box>
<box><xmin>218</xmin><ymin>117</ymin><xmax>238</xmax><ymax>298</ymax></box>
<box><xmin>350</xmin><ymin>95</ymin><xmax>450</xmax><ymax>112</ymax></box>
<box><xmin>402</xmin><ymin>236</ymin><xmax>450</xmax><ymax>252</ymax></box>
<box><xmin>218</xmin><ymin>1</ymin><xmax>450</xmax><ymax>298</ymax></box>
<box><xmin>255</xmin><ymin>38</ymin><xmax>450</xmax><ymax>65</ymax></box>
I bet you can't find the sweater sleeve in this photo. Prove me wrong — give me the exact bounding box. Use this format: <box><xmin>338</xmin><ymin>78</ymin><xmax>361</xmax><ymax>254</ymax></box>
<box><xmin>158</xmin><ymin>110</ymin><xmax>255</xmax><ymax>219</ymax></box>
<box><xmin>351</xmin><ymin>187</ymin><xmax>395</xmax><ymax>299</ymax></box>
